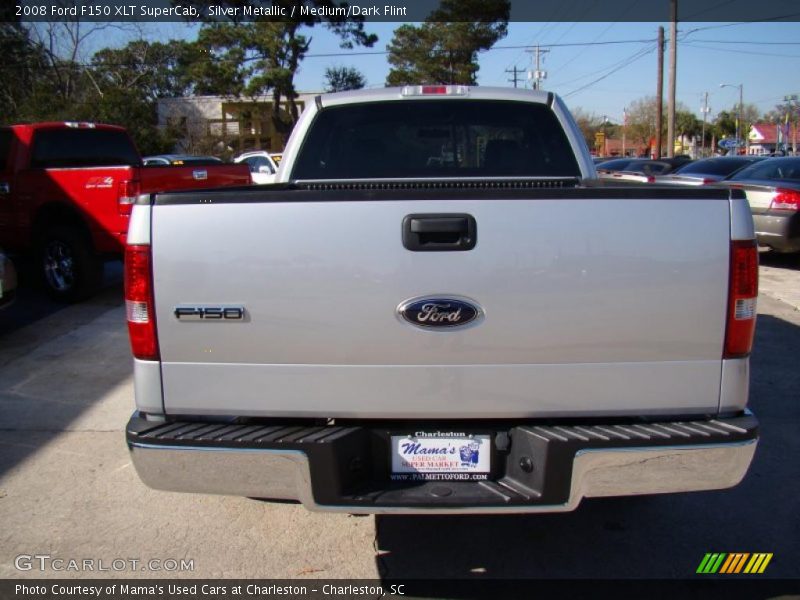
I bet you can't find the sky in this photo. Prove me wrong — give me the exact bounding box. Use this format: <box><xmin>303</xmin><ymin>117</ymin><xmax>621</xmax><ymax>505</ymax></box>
<box><xmin>84</xmin><ymin>20</ymin><xmax>800</xmax><ymax>124</ymax></box>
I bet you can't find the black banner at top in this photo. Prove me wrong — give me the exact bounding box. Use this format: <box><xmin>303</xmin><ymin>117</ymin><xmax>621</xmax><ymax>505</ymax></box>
<box><xmin>7</xmin><ymin>0</ymin><xmax>800</xmax><ymax>23</ymax></box>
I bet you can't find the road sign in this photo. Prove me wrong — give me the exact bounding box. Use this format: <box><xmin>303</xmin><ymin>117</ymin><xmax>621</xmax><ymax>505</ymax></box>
<box><xmin>719</xmin><ymin>138</ymin><xmax>741</xmax><ymax>149</ymax></box>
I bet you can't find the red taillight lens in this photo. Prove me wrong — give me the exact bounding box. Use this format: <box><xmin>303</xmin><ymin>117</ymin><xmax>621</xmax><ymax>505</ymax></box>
<box><xmin>724</xmin><ymin>240</ymin><xmax>758</xmax><ymax>358</ymax></box>
<box><xmin>421</xmin><ymin>85</ymin><xmax>448</xmax><ymax>95</ymax></box>
<box><xmin>770</xmin><ymin>188</ymin><xmax>800</xmax><ymax>211</ymax></box>
<box><xmin>125</xmin><ymin>245</ymin><xmax>159</xmax><ymax>360</ymax></box>
<box><xmin>118</xmin><ymin>179</ymin><xmax>140</xmax><ymax>216</ymax></box>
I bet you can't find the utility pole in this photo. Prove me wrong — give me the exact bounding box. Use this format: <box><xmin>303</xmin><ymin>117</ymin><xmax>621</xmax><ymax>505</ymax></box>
<box><xmin>622</xmin><ymin>107</ymin><xmax>628</xmax><ymax>156</ymax></box>
<box><xmin>740</xmin><ymin>84</ymin><xmax>746</xmax><ymax>154</ymax></box>
<box><xmin>526</xmin><ymin>45</ymin><xmax>549</xmax><ymax>91</ymax></box>
<box><xmin>655</xmin><ymin>26</ymin><xmax>664</xmax><ymax>159</ymax></box>
<box><xmin>505</xmin><ymin>66</ymin><xmax>523</xmax><ymax>89</ymax></box>
<box><xmin>721</xmin><ymin>83</ymin><xmax>744</xmax><ymax>154</ymax></box>
<box><xmin>700</xmin><ymin>92</ymin><xmax>710</xmax><ymax>158</ymax></box>
<box><xmin>787</xmin><ymin>94</ymin><xmax>799</xmax><ymax>154</ymax></box>
<box><xmin>667</xmin><ymin>0</ymin><xmax>677</xmax><ymax>158</ymax></box>
<box><xmin>783</xmin><ymin>94</ymin><xmax>798</xmax><ymax>154</ymax></box>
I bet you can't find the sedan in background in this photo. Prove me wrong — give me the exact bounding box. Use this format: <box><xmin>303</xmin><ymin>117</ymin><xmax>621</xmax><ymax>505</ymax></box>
<box><xmin>722</xmin><ymin>157</ymin><xmax>800</xmax><ymax>253</ymax></box>
<box><xmin>595</xmin><ymin>157</ymin><xmax>640</xmax><ymax>175</ymax></box>
<box><xmin>597</xmin><ymin>157</ymin><xmax>692</xmax><ymax>183</ymax></box>
<box><xmin>656</xmin><ymin>156</ymin><xmax>763</xmax><ymax>186</ymax></box>
<box><xmin>233</xmin><ymin>151</ymin><xmax>279</xmax><ymax>185</ymax></box>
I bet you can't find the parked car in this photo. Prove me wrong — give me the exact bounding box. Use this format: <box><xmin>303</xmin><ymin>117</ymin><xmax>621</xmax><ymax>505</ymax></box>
<box><xmin>0</xmin><ymin>122</ymin><xmax>251</xmax><ymax>301</ymax></box>
<box><xmin>598</xmin><ymin>158</ymin><xmax>692</xmax><ymax>183</ymax></box>
<box><xmin>0</xmin><ymin>248</ymin><xmax>17</xmax><ymax>309</ymax></box>
<box><xmin>656</xmin><ymin>156</ymin><xmax>764</xmax><ymax>186</ymax></box>
<box><xmin>126</xmin><ymin>86</ymin><xmax>758</xmax><ymax>514</ymax></box>
<box><xmin>233</xmin><ymin>151</ymin><xmax>279</xmax><ymax>184</ymax></box>
<box><xmin>721</xmin><ymin>157</ymin><xmax>800</xmax><ymax>253</ymax></box>
<box><xmin>595</xmin><ymin>157</ymin><xmax>639</xmax><ymax>174</ymax></box>
<box><xmin>143</xmin><ymin>154</ymin><xmax>223</xmax><ymax>166</ymax></box>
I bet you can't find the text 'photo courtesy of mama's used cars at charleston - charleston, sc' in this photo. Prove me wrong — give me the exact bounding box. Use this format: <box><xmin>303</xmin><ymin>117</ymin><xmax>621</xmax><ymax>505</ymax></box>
<box><xmin>125</xmin><ymin>85</ymin><xmax>760</xmax><ymax>514</ymax></box>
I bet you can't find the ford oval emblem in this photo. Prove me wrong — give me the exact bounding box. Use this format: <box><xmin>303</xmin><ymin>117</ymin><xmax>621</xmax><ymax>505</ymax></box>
<box><xmin>398</xmin><ymin>297</ymin><xmax>482</xmax><ymax>330</ymax></box>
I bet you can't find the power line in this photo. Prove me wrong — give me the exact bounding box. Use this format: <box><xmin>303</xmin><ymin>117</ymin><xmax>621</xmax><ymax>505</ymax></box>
<box><xmin>681</xmin><ymin>42</ymin><xmax>800</xmax><ymax>58</ymax></box>
<box><xmin>3</xmin><ymin>38</ymin><xmax>662</xmax><ymax>68</ymax></box>
<box><xmin>686</xmin><ymin>39</ymin><xmax>800</xmax><ymax>45</ymax></box>
<box><xmin>562</xmin><ymin>43</ymin><xmax>657</xmax><ymax>98</ymax></box>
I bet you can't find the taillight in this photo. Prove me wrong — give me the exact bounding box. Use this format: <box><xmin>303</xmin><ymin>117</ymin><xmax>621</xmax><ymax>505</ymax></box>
<box><xmin>646</xmin><ymin>175</ymin><xmax>656</xmax><ymax>183</ymax></box>
<box><xmin>701</xmin><ymin>178</ymin><xmax>716</xmax><ymax>185</ymax></box>
<box><xmin>118</xmin><ymin>179</ymin><xmax>140</xmax><ymax>216</ymax></box>
<box><xmin>125</xmin><ymin>245</ymin><xmax>159</xmax><ymax>360</ymax></box>
<box><xmin>770</xmin><ymin>188</ymin><xmax>800</xmax><ymax>211</ymax></box>
<box><xmin>724</xmin><ymin>240</ymin><xmax>758</xmax><ymax>358</ymax></box>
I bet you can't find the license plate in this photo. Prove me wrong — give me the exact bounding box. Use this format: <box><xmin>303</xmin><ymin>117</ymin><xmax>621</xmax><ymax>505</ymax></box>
<box><xmin>390</xmin><ymin>433</ymin><xmax>491</xmax><ymax>481</ymax></box>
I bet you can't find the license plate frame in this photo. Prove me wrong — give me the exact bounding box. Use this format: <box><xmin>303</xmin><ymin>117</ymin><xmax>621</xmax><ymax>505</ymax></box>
<box><xmin>389</xmin><ymin>433</ymin><xmax>492</xmax><ymax>482</ymax></box>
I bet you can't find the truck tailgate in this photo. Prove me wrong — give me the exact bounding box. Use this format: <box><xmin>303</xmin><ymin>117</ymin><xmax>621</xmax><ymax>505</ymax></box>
<box><xmin>150</xmin><ymin>188</ymin><xmax>731</xmax><ymax>418</ymax></box>
<box><xmin>139</xmin><ymin>164</ymin><xmax>251</xmax><ymax>193</ymax></box>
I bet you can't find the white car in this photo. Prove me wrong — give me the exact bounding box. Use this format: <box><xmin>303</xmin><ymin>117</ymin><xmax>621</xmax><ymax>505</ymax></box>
<box><xmin>233</xmin><ymin>151</ymin><xmax>279</xmax><ymax>185</ymax></box>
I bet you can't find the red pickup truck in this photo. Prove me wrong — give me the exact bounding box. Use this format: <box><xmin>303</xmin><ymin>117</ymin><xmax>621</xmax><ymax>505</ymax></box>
<box><xmin>0</xmin><ymin>122</ymin><xmax>251</xmax><ymax>301</ymax></box>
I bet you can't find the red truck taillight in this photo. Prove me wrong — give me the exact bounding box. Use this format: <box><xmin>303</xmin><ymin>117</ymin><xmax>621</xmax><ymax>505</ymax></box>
<box><xmin>724</xmin><ymin>240</ymin><xmax>758</xmax><ymax>358</ymax></box>
<box><xmin>125</xmin><ymin>245</ymin><xmax>159</xmax><ymax>360</ymax></box>
<box><xmin>118</xmin><ymin>179</ymin><xmax>140</xmax><ymax>216</ymax></box>
<box><xmin>770</xmin><ymin>188</ymin><xmax>800</xmax><ymax>211</ymax></box>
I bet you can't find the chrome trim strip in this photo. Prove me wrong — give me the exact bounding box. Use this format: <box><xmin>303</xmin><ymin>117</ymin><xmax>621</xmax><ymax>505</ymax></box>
<box><xmin>129</xmin><ymin>438</ymin><xmax>757</xmax><ymax>515</ymax></box>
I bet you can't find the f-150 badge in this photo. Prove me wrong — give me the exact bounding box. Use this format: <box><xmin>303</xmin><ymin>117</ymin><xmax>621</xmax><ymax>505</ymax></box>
<box><xmin>174</xmin><ymin>306</ymin><xmax>245</xmax><ymax>320</ymax></box>
<box><xmin>398</xmin><ymin>297</ymin><xmax>481</xmax><ymax>330</ymax></box>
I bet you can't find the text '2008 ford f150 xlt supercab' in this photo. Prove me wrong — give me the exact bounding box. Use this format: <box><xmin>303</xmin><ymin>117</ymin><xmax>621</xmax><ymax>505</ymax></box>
<box><xmin>125</xmin><ymin>86</ymin><xmax>759</xmax><ymax>513</ymax></box>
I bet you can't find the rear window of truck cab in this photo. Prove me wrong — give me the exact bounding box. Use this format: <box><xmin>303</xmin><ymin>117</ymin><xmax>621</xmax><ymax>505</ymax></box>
<box><xmin>30</xmin><ymin>128</ymin><xmax>140</xmax><ymax>168</ymax></box>
<box><xmin>0</xmin><ymin>129</ymin><xmax>12</xmax><ymax>172</ymax></box>
<box><xmin>291</xmin><ymin>100</ymin><xmax>581</xmax><ymax>180</ymax></box>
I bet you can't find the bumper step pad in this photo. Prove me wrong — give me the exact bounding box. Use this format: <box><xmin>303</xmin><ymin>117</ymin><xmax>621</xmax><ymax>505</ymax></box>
<box><xmin>127</xmin><ymin>413</ymin><xmax>758</xmax><ymax>509</ymax></box>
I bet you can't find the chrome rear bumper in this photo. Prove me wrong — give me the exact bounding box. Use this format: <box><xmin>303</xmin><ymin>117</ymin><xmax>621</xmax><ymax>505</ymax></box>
<box><xmin>128</xmin><ymin>413</ymin><xmax>758</xmax><ymax>514</ymax></box>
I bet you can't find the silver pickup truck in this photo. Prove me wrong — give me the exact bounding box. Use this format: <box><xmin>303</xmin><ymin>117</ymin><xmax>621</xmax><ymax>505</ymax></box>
<box><xmin>125</xmin><ymin>86</ymin><xmax>759</xmax><ymax>513</ymax></box>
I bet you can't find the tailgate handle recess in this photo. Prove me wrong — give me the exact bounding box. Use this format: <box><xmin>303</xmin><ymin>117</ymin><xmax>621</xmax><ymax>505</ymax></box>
<box><xmin>403</xmin><ymin>213</ymin><xmax>476</xmax><ymax>251</ymax></box>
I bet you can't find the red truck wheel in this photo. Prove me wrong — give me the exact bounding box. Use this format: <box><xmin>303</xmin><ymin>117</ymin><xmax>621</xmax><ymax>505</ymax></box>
<box><xmin>37</xmin><ymin>226</ymin><xmax>102</xmax><ymax>302</ymax></box>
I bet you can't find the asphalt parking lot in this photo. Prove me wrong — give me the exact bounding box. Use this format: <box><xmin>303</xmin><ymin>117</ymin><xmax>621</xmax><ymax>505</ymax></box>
<box><xmin>0</xmin><ymin>255</ymin><xmax>799</xmax><ymax>581</ymax></box>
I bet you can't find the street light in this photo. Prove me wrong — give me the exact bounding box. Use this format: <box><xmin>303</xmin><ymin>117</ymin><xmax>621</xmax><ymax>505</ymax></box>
<box><xmin>720</xmin><ymin>83</ymin><xmax>744</xmax><ymax>154</ymax></box>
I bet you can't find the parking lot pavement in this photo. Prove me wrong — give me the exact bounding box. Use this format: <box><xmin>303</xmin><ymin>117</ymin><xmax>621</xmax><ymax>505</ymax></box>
<box><xmin>759</xmin><ymin>252</ymin><xmax>800</xmax><ymax>311</ymax></box>
<box><xmin>0</xmin><ymin>262</ymin><xmax>798</xmax><ymax>581</ymax></box>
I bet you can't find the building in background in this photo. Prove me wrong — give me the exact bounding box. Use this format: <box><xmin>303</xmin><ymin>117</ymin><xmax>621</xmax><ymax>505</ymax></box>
<box><xmin>157</xmin><ymin>94</ymin><xmax>318</xmax><ymax>157</ymax></box>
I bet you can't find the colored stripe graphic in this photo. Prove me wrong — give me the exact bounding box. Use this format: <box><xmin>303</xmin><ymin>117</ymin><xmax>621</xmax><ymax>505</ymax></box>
<box><xmin>744</xmin><ymin>553</ymin><xmax>773</xmax><ymax>574</ymax></box>
<box><xmin>719</xmin><ymin>554</ymin><xmax>736</xmax><ymax>574</ymax></box>
<box><xmin>730</xmin><ymin>553</ymin><xmax>750</xmax><ymax>573</ymax></box>
<box><xmin>698</xmin><ymin>552</ymin><xmax>773</xmax><ymax>574</ymax></box>
<box><xmin>697</xmin><ymin>553</ymin><xmax>727</xmax><ymax>574</ymax></box>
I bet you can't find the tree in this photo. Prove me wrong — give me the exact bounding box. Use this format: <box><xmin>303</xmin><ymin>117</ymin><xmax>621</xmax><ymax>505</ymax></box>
<box><xmin>178</xmin><ymin>1</ymin><xmax>378</xmax><ymax>142</ymax></box>
<box><xmin>570</xmin><ymin>108</ymin><xmax>606</xmax><ymax>148</ymax></box>
<box><xmin>624</xmin><ymin>96</ymin><xmax>699</xmax><ymax>155</ymax></box>
<box><xmin>625</xmin><ymin>96</ymin><xmax>661</xmax><ymax>151</ymax></box>
<box><xmin>324</xmin><ymin>65</ymin><xmax>366</xmax><ymax>92</ymax></box>
<box><xmin>88</xmin><ymin>39</ymin><xmax>198</xmax><ymax>154</ymax></box>
<box><xmin>386</xmin><ymin>0</ymin><xmax>509</xmax><ymax>86</ymax></box>
<box><xmin>0</xmin><ymin>22</ymin><xmax>51</xmax><ymax>122</ymax></box>
<box><xmin>714</xmin><ymin>103</ymin><xmax>760</xmax><ymax>139</ymax></box>
<box><xmin>90</xmin><ymin>39</ymin><xmax>196</xmax><ymax>100</ymax></box>
<box><xmin>675</xmin><ymin>110</ymin><xmax>701</xmax><ymax>140</ymax></box>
